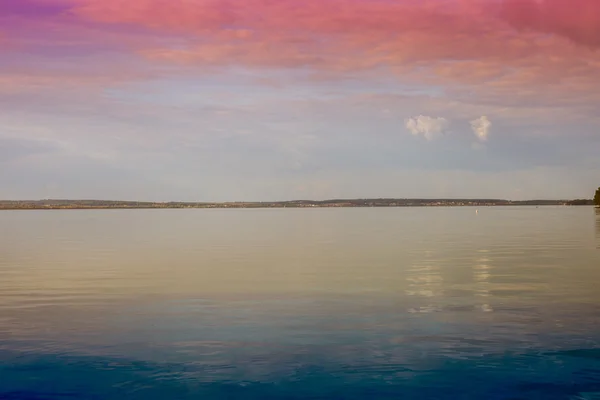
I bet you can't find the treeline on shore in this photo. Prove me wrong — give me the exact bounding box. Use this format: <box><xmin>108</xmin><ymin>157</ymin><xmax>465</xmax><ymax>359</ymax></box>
<box><xmin>0</xmin><ymin>198</ymin><xmax>595</xmax><ymax>210</ymax></box>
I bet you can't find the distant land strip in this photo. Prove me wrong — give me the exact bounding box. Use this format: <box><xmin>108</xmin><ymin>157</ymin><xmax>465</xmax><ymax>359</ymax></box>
<box><xmin>0</xmin><ymin>198</ymin><xmax>595</xmax><ymax>210</ymax></box>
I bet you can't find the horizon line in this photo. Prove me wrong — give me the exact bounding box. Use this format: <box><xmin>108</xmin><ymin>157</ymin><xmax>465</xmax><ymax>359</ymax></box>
<box><xmin>1</xmin><ymin>197</ymin><xmax>591</xmax><ymax>203</ymax></box>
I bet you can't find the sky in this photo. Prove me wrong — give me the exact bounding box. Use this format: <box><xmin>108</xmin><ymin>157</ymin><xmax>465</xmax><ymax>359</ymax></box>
<box><xmin>1</xmin><ymin>0</ymin><xmax>600</xmax><ymax>201</ymax></box>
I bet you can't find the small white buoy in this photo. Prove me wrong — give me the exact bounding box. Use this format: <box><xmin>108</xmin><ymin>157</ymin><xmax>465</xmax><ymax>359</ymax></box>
<box><xmin>476</xmin><ymin>209</ymin><xmax>479</xmax><ymax>214</ymax></box>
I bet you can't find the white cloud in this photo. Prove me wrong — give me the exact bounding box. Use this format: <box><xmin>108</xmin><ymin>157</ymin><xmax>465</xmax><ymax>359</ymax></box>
<box><xmin>405</xmin><ymin>115</ymin><xmax>449</xmax><ymax>141</ymax></box>
<box><xmin>471</xmin><ymin>116</ymin><xmax>492</xmax><ymax>142</ymax></box>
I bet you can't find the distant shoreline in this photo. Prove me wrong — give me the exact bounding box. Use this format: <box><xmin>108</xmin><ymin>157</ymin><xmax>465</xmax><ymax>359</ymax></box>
<box><xmin>0</xmin><ymin>198</ymin><xmax>594</xmax><ymax>210</ymax></box>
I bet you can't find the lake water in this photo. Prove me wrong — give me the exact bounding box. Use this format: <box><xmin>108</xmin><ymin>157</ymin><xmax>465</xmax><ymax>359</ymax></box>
<box><xmin>1</xmin><ymin>207</ymin><xmax>599</xmax><ymax>399</ymax></box>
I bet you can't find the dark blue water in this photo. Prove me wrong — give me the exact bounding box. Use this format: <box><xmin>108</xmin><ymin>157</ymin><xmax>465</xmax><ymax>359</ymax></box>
<box><xmin>1</xmin><ymin>208</ymin><xmax>599</xmax><ymax>399</ymax></box>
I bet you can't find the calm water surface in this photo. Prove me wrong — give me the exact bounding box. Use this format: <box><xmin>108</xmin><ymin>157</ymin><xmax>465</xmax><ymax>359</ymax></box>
<box><xmin>1</xmin><ymin>207</ymin><xmax>600</xmax><ymax>399</ymax></box>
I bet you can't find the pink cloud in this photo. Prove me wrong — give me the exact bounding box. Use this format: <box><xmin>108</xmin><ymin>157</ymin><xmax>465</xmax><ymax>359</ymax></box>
<box><xmin>3</xmin><ymin>0</ymin><xmax>600</xmax><ymax>109</ymax></box>
<box><xmin>62</xmin><ymin>0</ymin><xmax>600</xmax><ymax>48</ymax></box>
<box><xmin>499</xmin><ymin>0</ymin><xmax>600</xmax><ymax>47</ymax></box>
<box><xmin>115</xmin><ymin>0</ymin><xmax>600</xmax><ymax>108</ymax></box>
<box><xmin>0</xmin><ymin>70</ymin><xmax>151</xmax><ymax>94</ymax></box>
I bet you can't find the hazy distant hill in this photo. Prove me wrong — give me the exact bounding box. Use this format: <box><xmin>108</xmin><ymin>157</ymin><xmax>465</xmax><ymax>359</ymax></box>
<box><xmin>0</xmin><ymin>198</ymin><xmax>592</xmax><ymax>210</ymax></box>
